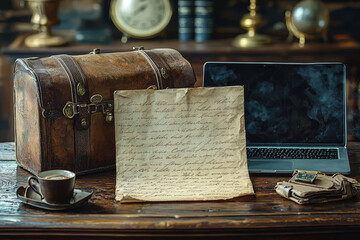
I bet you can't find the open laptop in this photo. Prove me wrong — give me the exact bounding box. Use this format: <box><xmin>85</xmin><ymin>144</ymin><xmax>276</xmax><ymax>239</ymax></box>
<box><xmin>203</xmin><ymin>62</ymin><xmax>350</xmax><ymax>174</ymax></box>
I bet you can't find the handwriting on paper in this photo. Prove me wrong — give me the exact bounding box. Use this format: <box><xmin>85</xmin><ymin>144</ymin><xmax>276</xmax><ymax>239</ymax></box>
<box><xmin>114</xmin><ymin>86</ymin><xmax>254</xmax><ymax>202</ymax></box>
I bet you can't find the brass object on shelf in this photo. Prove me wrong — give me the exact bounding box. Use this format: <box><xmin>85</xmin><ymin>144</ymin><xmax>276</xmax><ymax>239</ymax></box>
<box><xmin>233</xmin><ymin>0</ymin><xmax>272</xmax><ymax>48</ymax></box>
<box><xmin>24</xmin><ymin>0</ymin><xmax>67</xmax><ymax>48</ymax></box>
<box><xmin>285</xmin><ymin>0</ymin><xmax>329</xmax><ymax>48</ymax></box>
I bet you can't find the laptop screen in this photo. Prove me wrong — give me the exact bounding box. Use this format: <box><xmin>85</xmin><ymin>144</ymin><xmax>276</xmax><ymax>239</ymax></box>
<box><xmin>203</xmin><ymin>62</ymin><xmax>346</xmax><ymax>147</ymax></box>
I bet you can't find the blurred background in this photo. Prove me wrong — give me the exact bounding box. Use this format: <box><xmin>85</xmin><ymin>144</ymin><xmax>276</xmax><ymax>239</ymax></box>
<box><xmin>1</xmin><ymin>0</ymin><xmax>360</xmax><ymax>142</ymax></box>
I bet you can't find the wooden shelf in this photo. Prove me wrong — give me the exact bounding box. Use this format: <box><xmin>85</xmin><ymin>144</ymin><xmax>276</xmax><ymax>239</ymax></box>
<box><xmin>3</xmin><ymin>34</ymin><xmax>360</xmax><ymax>87</ymax></box>
<box><xmin>3</xmin><ymin>34</ymin><xmax>360</xmax><ymax>59</ymax></box>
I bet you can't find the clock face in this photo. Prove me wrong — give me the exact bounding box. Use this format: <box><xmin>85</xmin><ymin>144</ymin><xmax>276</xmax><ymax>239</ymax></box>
<box><xmin>111</xmin><ymin>0</ymin><xmax>173</xmax><ymax>38</ymax></box>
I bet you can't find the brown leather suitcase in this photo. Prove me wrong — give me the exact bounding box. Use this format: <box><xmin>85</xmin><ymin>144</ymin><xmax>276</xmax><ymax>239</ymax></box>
<box><xmin>13</xmin><ymin>48</ymin><xmax>196</xmax><ymax>175</ymax></box>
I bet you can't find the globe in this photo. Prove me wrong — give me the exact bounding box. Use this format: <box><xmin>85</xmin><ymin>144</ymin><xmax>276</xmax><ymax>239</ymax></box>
<box><xmin>291</xmin><ymin>0</ymin><xmax>329</xmax><ymax>37</ymax></box>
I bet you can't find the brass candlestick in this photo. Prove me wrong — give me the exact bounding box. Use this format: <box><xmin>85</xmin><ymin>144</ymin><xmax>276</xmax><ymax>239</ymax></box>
<box><xmin>233</xmin><ymin>0</ymin><xmax>271</xmax><ymax>48</ymax></box>
<box><xmin>24</xmin><ymin>0</ymin><xmax>67</xmax><ymax>48</ymax></box>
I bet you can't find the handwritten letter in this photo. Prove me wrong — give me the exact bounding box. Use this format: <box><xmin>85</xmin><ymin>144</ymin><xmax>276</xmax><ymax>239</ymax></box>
<box><xmin>114</xmin><ymin>86</ymin><xmax>254</xmax><ymax>202</ymax></box>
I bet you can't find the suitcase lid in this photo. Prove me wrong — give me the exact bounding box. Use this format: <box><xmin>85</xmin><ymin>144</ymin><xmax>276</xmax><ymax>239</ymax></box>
<box><xmin>14</xmin><ymin>48</ymin><xmax>196</xmax><ymax>122</ymax></box>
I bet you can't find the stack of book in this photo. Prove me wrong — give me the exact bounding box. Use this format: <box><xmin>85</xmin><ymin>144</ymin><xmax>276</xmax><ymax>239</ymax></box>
<box><xmin>178</xmin><ymin>0</ymin><xmax>194</xmax><ymax>41</ymax></box>
<box><xmin>178</xmin><ymin>0</ymin><xmax>213</xmax><ymax>42</ymax></box>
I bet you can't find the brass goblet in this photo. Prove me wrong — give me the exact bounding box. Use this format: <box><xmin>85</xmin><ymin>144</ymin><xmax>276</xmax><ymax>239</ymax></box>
<box><xmin>24</xmin><ymin>0</ymin><xmax>67</xmax><ymax>48</ymax></box>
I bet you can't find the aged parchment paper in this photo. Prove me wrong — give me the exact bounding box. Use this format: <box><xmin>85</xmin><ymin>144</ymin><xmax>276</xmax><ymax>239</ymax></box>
<box><xmin>114</xmin><ymin>86</ymin><xmax>254</xmax><ymax>202</ymax></box>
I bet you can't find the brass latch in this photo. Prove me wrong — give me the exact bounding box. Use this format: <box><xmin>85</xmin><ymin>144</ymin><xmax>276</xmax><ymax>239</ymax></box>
<box><xmin>133</xmin><ymin>46</ymin><xmax>145</xmax><ymax>51</ymax></box>
<box><xmin>77</xmin><ymin>83</ymin><xmax>86</xmax><ymax>96</ymax></box>
<box><xmin>62</xmin><ymin>102</ymin><xmax>98</xmax><ymax>119</ymax></box>
<box><xmin>89</xmin><ymin>48</ymin><xmax>101</xmax><ymax>54</ymax></box>
<box><xmin>63</xmin><ymin>101</ymin><xmax>75</xmax><ymax>119</ymax></box>
<box><xmin>147</xmin><ymin>85</ymin><xmax>158</xmax><ymax>90</ymax></box>
<box><xmin>62</xmin><ymin>94</ymin><xmax>114</xmax><ymax>123</ymax></box>
<box><xmin>160</xmin><ymin>67</ymin><xmax>169</xmax><ymax>79</ymax></box>
<box><xmin>103</xmin><ymin>104</ymin><xmax>113</xmax><ymax>123</ymax></box>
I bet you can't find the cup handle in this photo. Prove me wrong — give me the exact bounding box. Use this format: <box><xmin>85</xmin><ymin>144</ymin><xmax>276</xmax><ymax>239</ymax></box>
<box><xmin>27</xmin><ymin>176</ymin><xmax>44</xmax><ymax>200</ymax></box>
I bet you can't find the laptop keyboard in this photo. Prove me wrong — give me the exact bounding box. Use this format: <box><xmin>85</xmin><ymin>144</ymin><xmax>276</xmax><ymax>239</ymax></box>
<box><xmin>247</xmin><ymin>148</ymin><xmax>338</xmax><ymax>159</ymax></box>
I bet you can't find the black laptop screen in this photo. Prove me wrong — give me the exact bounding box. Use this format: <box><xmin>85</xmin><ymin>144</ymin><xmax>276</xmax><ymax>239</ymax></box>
<box><xmin>203</xmin><ymin>62</ymin><xmax>346</xmax><ymax>146</ymax></box>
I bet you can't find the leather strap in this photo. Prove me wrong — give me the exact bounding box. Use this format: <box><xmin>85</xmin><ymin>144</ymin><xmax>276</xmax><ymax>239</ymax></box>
<box><xmin>52</xmin><ymin>55</ymin><xmax>90</xmax><ymax>172</ymax></box>
<box><xmin>144</xmin><ymin>51</ymin><xmax>174</xmax><ymax>89</ymax></box>
<box><xmin>137</xmin><ymin>50</ymin><xmax>174</xmax><ymax>89</ymax></box>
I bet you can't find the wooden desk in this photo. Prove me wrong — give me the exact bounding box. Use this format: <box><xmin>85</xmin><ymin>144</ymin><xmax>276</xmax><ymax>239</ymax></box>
<box><xmin>0</xmin><ymin>143</ymin><xmax>360</xmax><ymax>239</ymax></box>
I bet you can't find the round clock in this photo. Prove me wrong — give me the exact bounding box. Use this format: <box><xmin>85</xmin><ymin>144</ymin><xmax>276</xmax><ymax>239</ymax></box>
<box><xmin>110</xmin><ymin>0</ymin><xmax>173</xmax><ymax>39</ymax></box>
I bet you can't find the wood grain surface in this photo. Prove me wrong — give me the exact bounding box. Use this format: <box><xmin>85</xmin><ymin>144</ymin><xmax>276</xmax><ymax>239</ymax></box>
<box><xmin>0</xmin><ymin>143</ymin><xmax>360</xmax><ymax>239</ymax></box>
